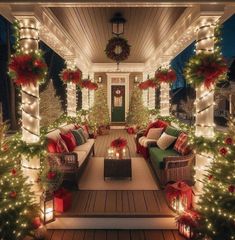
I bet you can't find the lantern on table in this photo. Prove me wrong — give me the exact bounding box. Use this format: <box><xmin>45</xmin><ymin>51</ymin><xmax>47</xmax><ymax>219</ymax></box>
<box><xmin>177</xmin><ymin>210</ymin><xmax>199</xmax><ymax>239</ymax></box>
<box><xmin>40</xmin><ymin>191</ymin><xmax>55</xmax><ymax>224</ymax></box>
<box><xmin>165</xmin><ymin>181</ymin><xmax>193</xmax><ymax>213</ymax></box>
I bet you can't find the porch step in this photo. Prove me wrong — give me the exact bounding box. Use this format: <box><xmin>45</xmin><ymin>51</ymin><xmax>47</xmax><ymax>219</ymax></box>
<box><xmin>46</xmin><ymin>216</ymin><xmax>176</xmax><ymax>229</ymax></box>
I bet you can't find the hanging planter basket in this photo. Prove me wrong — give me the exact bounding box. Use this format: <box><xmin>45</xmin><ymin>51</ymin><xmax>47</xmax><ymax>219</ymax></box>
<box><xmin>155</xmin><ymin>67</ymin><xmax>177</xmax><ymax>84</ymax></box>
<box><xmin>60</xmin><ymin>68</ymin><xmax>82</xmax><ymax>85</ymax></box>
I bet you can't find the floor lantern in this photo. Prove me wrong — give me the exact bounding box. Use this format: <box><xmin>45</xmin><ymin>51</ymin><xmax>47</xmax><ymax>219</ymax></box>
<box><xmin>40</xmin><ymin>191</ymin><xmax>55</xmax><ymax>224</ymax></box>
<box><xmin>166</xmin><ymin>181</ymin><xmax>193</xmax><ymax>213</ymax></box>
<box><xmin>177</xmin><ymin>210</ymin><xmax>199</xmax><ymax>239</ymax></box>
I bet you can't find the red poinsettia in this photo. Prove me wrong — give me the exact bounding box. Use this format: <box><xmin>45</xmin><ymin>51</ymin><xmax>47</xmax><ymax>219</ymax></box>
<box><xmin>82</xmin><ymin>80</ymin><xmax>98</xmax><ymax>90</ymax></box>
<box><xmin>219</xmin><ymin>147</ymin><xmax>228</xmax><ymax>156</ymax></box>
<box><xmin>225</xmin><ymin>137</ymin><xmax>233</xmax><ymax>145</ymax></box>
<box><xmin>9</xmin><ymin>53</ymin><xmax>47</xmax><ymax>86</ymax></box>
<box><xmin>138</xmin><ymin>79</ymin><xmax>157</xmax><ymax>90</ymax></box>
<box><xmin>60</xmin><ymin>68</ymin><xmax>82</xmax><ymax>84</ymax></box>
<box><xmin>47</xmin><ymin>171</ymin><xmax>57</xmax><ymax>180</ymax></box>
<box><xmin>155</xmin><ymin>68</ymin><xmax>177</xmax><ymax>83</ymax></box>
<box><xmin>111</xmin><ymin>137</ymin><xmax>127</xmax><ymax>149</ymax></box>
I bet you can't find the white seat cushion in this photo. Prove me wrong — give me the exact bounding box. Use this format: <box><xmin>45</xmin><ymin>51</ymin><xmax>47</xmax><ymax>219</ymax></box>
<box><xmin>73</xmin><ymin>150</ymin><xmax>87</xmax><ymax>167</ymax></box>
<box><xmin>157</xmin><ymin>132</ymin><xmax>177</xmax><ymax>150</ymax></box>
<box><xmin>46</xmin><ymin>129</ymin><xmax>61</xmax><ymax>141</ymax></box>
<box><xmin>74</xmin><ymin>138</ymin><xmax>94</xmax><ymax>154</ymax></box>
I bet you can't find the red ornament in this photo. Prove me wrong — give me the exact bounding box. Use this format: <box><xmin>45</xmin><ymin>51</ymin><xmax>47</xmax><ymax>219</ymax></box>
<box><xmin>11</xmin><ymin>168</ymin><xmax>17</xmax><ymax>176</ymax></box>
<box><xmin>9</xmin><ymin>53</ymin><xmax>47</xmax><ymax>86</ymax></box>
<box><xmin>47</xmin><ymin>171</ymin><xmax>57</xmax><ymax>180</ymax></box>
<box><xmin>208</xmin><ymin>175</ymin><xmax>213</xmax><ymax>180</ymax></box>
<box><xmin>228</xmin><ymin>185</ymin><xmax>235</xmax><ymax>193</ymax></box>
<box><xmin>225</xmin><ymin>137</ymin><xmax>233</xmax><ymax>145</ymax></box>
<box><xmin>219</xmin><ymin>147</ymin><xmax>228</xmax><ymax>156</ymax></box>
<box><xmin>32</xmin><ymin>217</ymin><xmax>42</xmax><ymax>229</ymax></box>
<box><xmin>9</xmin><ymin>191</ymin><xmax>17</xmax><ymax>198</ymax></box>
<box><xmin>111</xmin><ymin>137</ymin><xmax>127</xmax><ymax>149</ymax></box>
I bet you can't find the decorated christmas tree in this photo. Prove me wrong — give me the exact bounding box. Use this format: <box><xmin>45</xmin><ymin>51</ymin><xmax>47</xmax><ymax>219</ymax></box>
<box><xmin>197</xmin><ymin>117</ymin><xmax>235</xmax><ymax>239</ymax></box>
<box><xmin>126</xmin><ymin>85</ymin><xmax>149</xmax><ymax>128</ymax></box>
<box><xmin>89</xmin><ymin>84</ymin><xmax>110</xmax><ymax>128</ymax></box>
<box><xmin>40</xmin><ymin>79</ymin><xmax>64</xmax><ymax>126</ymax></box>
<box><xmin>0</xmin><ymin>122</ymin><xmax>39</xmax><ymax>240</ymax></box>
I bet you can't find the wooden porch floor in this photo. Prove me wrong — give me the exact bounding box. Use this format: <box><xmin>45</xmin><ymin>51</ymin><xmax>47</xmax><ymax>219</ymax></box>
<box><xmin>43</xmin><ymin>229</ymin><xmax>185</xmax><ymax>240</ymax></box>
<box><xmin>56</xmin><ymin>190</ymin><xmax>174</xmax><ymax>217</ymax></box>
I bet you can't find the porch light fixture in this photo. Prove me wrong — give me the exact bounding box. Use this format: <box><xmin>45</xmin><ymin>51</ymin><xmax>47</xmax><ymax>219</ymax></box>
<box><xmin>110</xmin><ymin>13</ymin><xmax>126</xmax><ymax>36</ymax></box>
<box><xmin>40</xmin><ymin>191</ymin><xmax>55</xmax><ymax>224</ymax></box>
<box><xmin>134</xmin><ymin>76</ymin><xmax>139</xmax><ymax>83</ymax></box>
<box><xmin>97</xmin><ymin>76</ymin><xmax>102</xmax><ymax>83</ymax></box>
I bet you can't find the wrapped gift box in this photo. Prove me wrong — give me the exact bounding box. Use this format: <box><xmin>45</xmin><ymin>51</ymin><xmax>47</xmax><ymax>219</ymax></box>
<box><xmin>54</xmin><ymin>188</ymin><xmax>72</xmax><ymax>212</ymax></box>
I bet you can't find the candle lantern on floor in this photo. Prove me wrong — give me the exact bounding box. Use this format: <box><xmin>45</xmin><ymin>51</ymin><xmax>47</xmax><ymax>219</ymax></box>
<box><xmin>177</xmin><ymin>210</ymin><xmax>199</xmax><ymax>239</ymax></box>
<box><xmin>40</xmin><ymin>190</ymin><xmax>55</xmax><ymax>224</ymax></box>
<box><xmin>165</xmin><ymin>181</ymin><xmax>193</xmax><ymax>213</ymax></box>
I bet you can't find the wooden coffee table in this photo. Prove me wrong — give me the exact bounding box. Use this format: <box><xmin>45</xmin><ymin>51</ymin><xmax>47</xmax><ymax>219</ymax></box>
<box><xmin>104</xmin><ymin>146</ymin><xmax>132</xmax><ymax>180</ymax></box>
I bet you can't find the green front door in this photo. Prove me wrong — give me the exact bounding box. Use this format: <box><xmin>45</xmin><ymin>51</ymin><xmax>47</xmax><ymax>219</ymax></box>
<box><xmin>111</xmin><ymin>85</ymin><xmax>125</xmax><ymax>123</ymax></box>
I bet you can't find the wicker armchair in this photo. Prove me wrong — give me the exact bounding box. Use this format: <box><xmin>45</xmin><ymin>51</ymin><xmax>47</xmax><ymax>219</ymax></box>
<box><xmin>148</xmin><ymin>142</ymin><xmax>195</xmax><ymax>186</ymax></box>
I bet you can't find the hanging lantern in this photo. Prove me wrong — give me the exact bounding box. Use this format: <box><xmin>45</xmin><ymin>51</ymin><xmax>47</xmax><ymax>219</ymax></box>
<box><xmin>177</xmin><ymin>210</ymin><xmax>200</xmax><ymax>239</ymax></box>
<box><xmin>40</xmin><ymin>191</ymin><xmax>55</xmax><ymax>224</ymax></box>
<box><xmin>110</xmin><ymin>13</ymin><xmax>126</xmax><ymax>36</ymax></box>
<box><xmin>165</xmin><ymin>181</ymin><xmax>193</xmax><ymax>213</ymax></box>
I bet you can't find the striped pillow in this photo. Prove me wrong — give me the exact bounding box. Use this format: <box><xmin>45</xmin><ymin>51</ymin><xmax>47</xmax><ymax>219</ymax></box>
<box><xmin>174</xmin><ymin>133</ymin><xmax>190</xmax><ymax>155</ymax></box>
<box><xmin>71</xmin><ymin>129</ymin><xmax>87</xmax><ymax>146</ymax></box>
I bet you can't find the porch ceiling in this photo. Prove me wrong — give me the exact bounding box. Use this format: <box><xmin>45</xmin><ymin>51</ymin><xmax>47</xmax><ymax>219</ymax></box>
<box><xmin>49</xmin><ymin>7</ymin><xmax>186</xmax><ymax>63</ymax></box>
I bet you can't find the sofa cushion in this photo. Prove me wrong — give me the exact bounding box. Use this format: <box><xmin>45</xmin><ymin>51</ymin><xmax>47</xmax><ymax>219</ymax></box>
<box><xmin>75</xmin><ymin>125</ymin><xmax>89</xmax><ymax>140</ymax></box>
<box><xmin>149</xmin><ymin>147</ymin><xmax>180</xmax><ymax>169</ymax></box>
<box><xmin>60</xmin><ymin>124</ymin><xmax>75</xmax><ymax>134</ymax></box>
<box><xmin>139</xmin><ymin>137</ymin><xmax>157</xmax><ymax>147</ymax></box>
<box><xmin>144</xmin><ymin>120</ymin><xmax>168</xmax><ymax>136</ymax></box>
<box><xmin>71</xmin><ymin>129</ymin><xmax>87</xmax><ymax>145</ymax></box>
<box><xmin>47</xmin><ymin>138</ymin><xmax>57</xmax><ymax>153</ymax></box>
<box><xmin>60</xmin><ymin>132</ymin><xmax>77</xmax><ymax>152</ymax></box>
<box><xmin>146</xmin><ymin>128</ymin><xmax>163</xmax><ymax>140</ymax></box>
<box><xmin>165</xmin><ymin>126</ymin><xmax>181</xmax><ymax>137</ymax></box>
<box><xmin>56</xmin><ymin>139</ymin><xmax>69</xmax><ymax>153</ymax></box>
<box><xmin>73</xmin><ymin>139</ymin><xmax>94</xmax><ymax>154</ymax></box>
<box><xmin>157</xmin><ymin>132</ymin><xmax>177</xmax><ymax>150</ymax></box>
<box><xmin>46</xmin><ymin>129</ymin><xmax>61</xmax><ymax>141</ymax></box>
<box><xmin>72</xmin><ymin>150</ymin><xmax>87</xmax><ymax>167</ymax></box>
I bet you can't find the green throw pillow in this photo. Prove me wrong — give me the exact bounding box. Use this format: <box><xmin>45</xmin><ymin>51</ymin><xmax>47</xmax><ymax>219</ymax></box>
<box><xmin>71</xmin><ymin>129</ymin><xmax>87</xmax><ymax>146</ymax></box>
<box><xmin>165</xmin><ymin>126</ymin><xmax>181</xmax><ymax>137</ymax></box>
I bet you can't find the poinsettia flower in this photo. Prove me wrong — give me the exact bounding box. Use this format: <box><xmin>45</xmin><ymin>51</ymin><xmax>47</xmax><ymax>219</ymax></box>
<box><xmin>225</xmin><ymin>137</ymin><xmax>233</xmax><ymax>145</ymax></box>
<box><xmin>219</xmin><ymin>147</ymin><xmax>228</xmax><ymax>156</ymax></box>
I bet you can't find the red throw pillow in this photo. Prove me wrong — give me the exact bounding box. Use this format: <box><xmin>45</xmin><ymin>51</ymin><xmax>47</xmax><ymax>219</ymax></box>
<box><xmin>144</xmin><ymin>120</ymin><xmax>168</xmax><ymax>136</ymax></box>
<box><xmin>60</xmin><ymin>132</ymin><xmax>77</xmax><ymax>152</ymax></box>
<box><xmin>56</xmin><ymin>139</ymin><xmax>69</xmax><ymax>153</ymax></box>
<box><xmin>174</xmin><ymin>132</ymin><xmax>191</xmax><ymax>155</ymax></box>
<box><xmin>47</xmin><ymin>139</ymin><xmax>57</xmax><ymax>153</ymax></box>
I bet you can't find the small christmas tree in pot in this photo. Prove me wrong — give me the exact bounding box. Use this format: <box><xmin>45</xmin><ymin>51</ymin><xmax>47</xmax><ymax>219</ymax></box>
<box><xmin>126</xmin><ymin>85</ymin><xmax>149</xmax><ymax>131</ymax></box>
<box><xmin>89</xmin><ymin>84</ymin><xmax>110</xmax><ymax>135</ymax></box>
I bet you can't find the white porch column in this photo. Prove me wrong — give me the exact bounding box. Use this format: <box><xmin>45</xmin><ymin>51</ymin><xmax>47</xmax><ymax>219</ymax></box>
<box><xmin>142</xmin><ymin>72</ymin><xmax>149</xmax><ymax>108</ymax></box>
<box><xmin>82</xmin><ymin>72</ymin><xmax>89</xmax><ymax>110</ymax></box>
<box><xmin>16</xmin><ymin>16</ymin><xmax>41</xmax><ymax>190</ymax></box>
<box><xmin>66</xmin><ymin>60</ymin><xmax>77</xmax><ymax>117</ymax></box>
<box><xmin>194</xmin><ymin>16</ymin><xmax>221</xmax><ymax>192</ymax></box>
<box><xmin>148</xmin><ymin>71</ymin><xmax>156</xmax><ymax>110</ymax></box>
<box><xmin>160</xmin><ymin>61</ymin><xmax>171</xmax><ymax>116</ymax></box>
<box><xmin>89</xmin><ymin>72</ymin><xmax>95</xmax><ymax>108</ymax></box>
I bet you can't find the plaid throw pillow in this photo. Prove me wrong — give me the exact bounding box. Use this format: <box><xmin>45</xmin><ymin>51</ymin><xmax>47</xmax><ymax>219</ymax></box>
<box><xmin>71</xmin><ymin>129</ymin><xmax>87</xmax><ymax>146</ymax></box>
<box><xmin>174</xmin><ymin>133</ymin><xmax>190</xmax><ymax>155</ymax></box>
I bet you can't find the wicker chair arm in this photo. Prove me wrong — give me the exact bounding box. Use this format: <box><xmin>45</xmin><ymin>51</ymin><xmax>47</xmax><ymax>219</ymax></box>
<box><xmin>163</xmin><ymin>153</ymin><xmax>195</xmax><ymax>169</ymax></box>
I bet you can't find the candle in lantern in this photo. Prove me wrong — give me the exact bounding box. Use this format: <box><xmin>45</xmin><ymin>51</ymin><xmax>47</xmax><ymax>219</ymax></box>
<box><xmin>116</xmin><ymin>152</ymin><xmax>120</xmax><ymax>159</ymax></box>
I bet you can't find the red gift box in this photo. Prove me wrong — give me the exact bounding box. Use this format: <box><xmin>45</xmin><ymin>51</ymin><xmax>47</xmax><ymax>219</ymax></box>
<box><xmin>54</xmin><ymin>188</ymin><xmax>72</xmax><ymax>212</ymax></box>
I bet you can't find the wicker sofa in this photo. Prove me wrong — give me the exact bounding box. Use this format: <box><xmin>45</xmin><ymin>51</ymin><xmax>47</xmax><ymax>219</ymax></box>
<box><xmin>46</xmin><ymin>124</ymin><xmax>94</xmax><ymax>188</ymax></box>
<box><xmin>136</xmin><ymin>120</ymin><xmax>195</xmax><ymax>186</ymax></box>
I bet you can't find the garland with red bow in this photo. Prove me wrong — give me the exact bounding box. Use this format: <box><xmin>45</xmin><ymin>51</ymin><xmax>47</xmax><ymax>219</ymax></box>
<box><xmin>184</xmin><ymin>52</ymin><xmax>227</xmax><ymax>89</ymax></box>
<box><xmin>9</xmin><ymin>53</ymin><xmax>47</xmax><ymax>86</ymax></box>
<box><xmin>155</xmin><ymin>67</ymin><xmax>177</xmax><ymax>84</ymax></box>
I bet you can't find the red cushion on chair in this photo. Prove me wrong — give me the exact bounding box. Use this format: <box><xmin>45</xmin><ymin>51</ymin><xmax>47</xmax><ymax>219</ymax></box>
<box><xmin>56</xmin><ymin>139</ymin><xmax>69</xmax><ymax>153</ymax></box>
<box><xmin>47</xmin><ymin>139</ymin><xmax>57</xmax><ymax>153</ymax></box>
<box><xmin>60</xmin><ymin>132</ymin><xmax>77</xmax><ymax>152</ymax></box>
<box><xmin>144</xmin><ymin>120</ymin><xmax>168</xmax><ymax>136</ymax></box>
